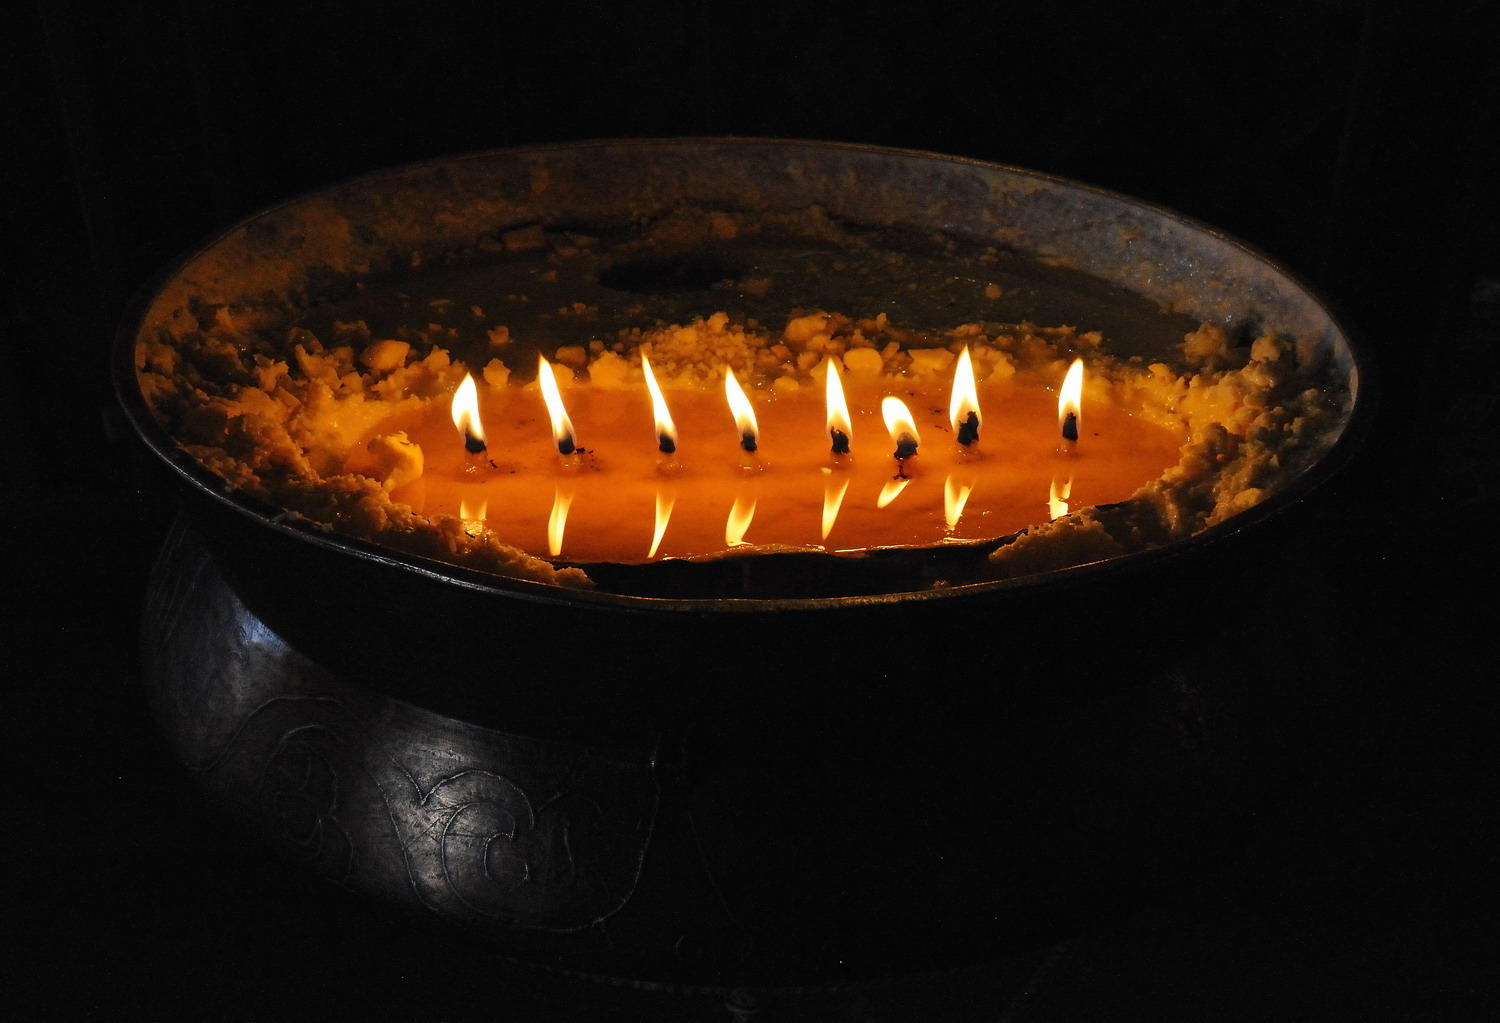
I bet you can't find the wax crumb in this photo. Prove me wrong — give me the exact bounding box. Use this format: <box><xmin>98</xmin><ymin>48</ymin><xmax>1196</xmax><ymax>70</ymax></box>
<box><xmin>587</xmin><ymin>350</ymin><xmax>629</xmax><ymax>388</ymax></box>
<box><xmin>361</xmin><ymin>339</ymin><xmax>410</xmax><ymax>373</ymax></box>
<box><xmin>991</xmin><ymin>515</ymin><xmax>1124</xmax><ymax>577</ymax></box>
<box><xmin>487</xmin><ymin>325</ymin><xmax>511</xmax><ymax>348</ymax></box>
<box><xmin>843</xmin><ymin>348</ymin><xmax>883</xmax><ymax>376</ymax></box>
<box><xmin>984</xmin><ymin>282</ymin><xmax>1003</xmax><ymax>300</ymax></box>
<box><xmin>1183</xmin><ymin>323</ymin><xmax>1231</xmax><ymax>367</ymax></box>
<box><xmin>367</xmin><ymin>432</ymin><xmax>424</xmax><ymax>490</ymax></box>
<box><xmin>1251</xmin><ymin>335</ymin><xmax>1285</xmax><ymax>363</ymax></box>
<box><xmin>909</xmin><ymin>348</ymin><xmax>955</xmax><ymax>376</ymax></box>
<box><xmin>785</xmin><ymin>313</ymin><xmax>830</xmax><ymax>344</ymax></box>
<box><xmin>482</xmin><ymin>358</ymin><xmax>510</xmax><ymax>390</ymax></box>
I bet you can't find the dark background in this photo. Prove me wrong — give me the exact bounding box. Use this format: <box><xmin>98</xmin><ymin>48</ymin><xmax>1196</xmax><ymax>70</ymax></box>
<box><xmin>9</xmin><ymin>1</ymin><xmax>1498</xmax><ymax>1019</ymax></box>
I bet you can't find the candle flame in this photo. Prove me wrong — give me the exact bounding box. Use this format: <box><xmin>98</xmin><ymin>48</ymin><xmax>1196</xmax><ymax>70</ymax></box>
<box><xmin>821</xmin><ymin>475</ymin><xmax>850</xmax><ymax>541</ymax></box>
<box><xmin>449</xmin><ymin>373</ymin><xmax>486</xmax><ymax>450</ymax></box>
<box><xmin>1048</xmin><ymin>474</ymin><xmax>1073</xmax><ymax>520</ymax></box>
<box><xmin>641</xmin><ymin>353</ymin><xmax>678</xmax><ymax>454</ymax></box>
<box><xmin>944</xmin><ymin>474</ymin><xmax>974</xmax><ymax>531</ymax></box>
<box><xmin>648</xmin><ymin>487</ymin><xmax>675</xmax><ymax>558</ymax></box>
<box><xmin>547</xmin><ymin>486</ymin><xmax>574</xmax><ymax>556</ymax></box>
<box><xmin>1058</xmin><ymin>358</ymin><xmax>1084</xmax><ymax>441</ymax></box>
<box><xmin>537</xmin><ymin>356</ymin><xmax>577</xmax><ymax>454</ymax></box>
<box><xmin>881</xmin><ymin>396</ymin><xmax>920</xmax><ymax>460</ymax></box>
<box><xmin>876</xmin><ymin>475</ymin><xmax>910</xmax><ymax>509</ymax></box>
<box><xmin>948</xmin><ymin>346</ymin><xmax>982</xmax><ymax>446</ymax></box>
<box><xmin>825</xmin><ymin>359</ymin><xmax>852</xmax><ymax>454</ymax></box>
<box><xmin>725</xmin><ymin>492</ymin><xmax>757</xmax><ymax>547</ymax></box>
<box><xmin>724</xmin><ymin>369</ymin><xmax>759</xmax><ymax>452</ymax></box>
<box><xmin>458</xmin><ymin>497</ymin><xmax>487</xmax><ymax>537</ymax></box>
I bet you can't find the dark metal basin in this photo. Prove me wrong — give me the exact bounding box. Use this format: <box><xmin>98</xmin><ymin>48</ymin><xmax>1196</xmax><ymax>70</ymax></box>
<box><xmin>114</xmin><ymin>138</ymin><xmax>1370</xmax><ymax>720</ymax></box>
<box><xmin>122</xmin><ymin>140</ymin><xmax>1371</xmax><ymax>993</ymax></box>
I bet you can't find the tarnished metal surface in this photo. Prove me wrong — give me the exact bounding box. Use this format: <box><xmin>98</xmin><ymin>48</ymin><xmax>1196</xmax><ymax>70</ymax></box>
<box><xmin>132</xmin><ymin>139</ymin><xmax>1360</xmax><ymax>382</ymax></box>
<box><xmin>145</xmin><ymin>520</ymin><xmax>660</xmax><ymax>944</ymax></box>
<box><xmin>143</xmin><ymin>514</ymin><xmax>1311</xmax><ymax>998</ymax></box>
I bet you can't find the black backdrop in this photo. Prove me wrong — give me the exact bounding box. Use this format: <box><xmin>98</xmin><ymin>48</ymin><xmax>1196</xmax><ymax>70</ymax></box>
<box><xmin>8</xmin><ymin>2</ymin><xmax>1498</xmax><ymax>1019</ymax></box>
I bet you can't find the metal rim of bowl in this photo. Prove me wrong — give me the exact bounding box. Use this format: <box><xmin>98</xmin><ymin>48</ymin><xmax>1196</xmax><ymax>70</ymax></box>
<box><xmin>112</xmin><ymin>136</ymin><xmax>1378</xmax><ymax>616</ymax></box>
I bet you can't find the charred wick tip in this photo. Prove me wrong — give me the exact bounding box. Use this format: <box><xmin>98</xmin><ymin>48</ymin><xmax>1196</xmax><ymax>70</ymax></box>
<box><xmin>464</xmin><ymin>434</ymin><xmax>487</xmax><ymax>454</ymax></box>
<box><xmin>1062</xmin><ymin>412</ymin><xmax>1079</xmax><ymax>443</ymax></box>
<box><xmin>558</xmin><ymin>436</ymin><xmax>577</xmax><ymax>456</ymax></box>
<box><xmin>894</xmin><ymin>437</ymin><xmax>918</xmax><ymax>460</ymax></box>
<box><xmin>740</xmin><ymin>432</ymin><xmax>758</xmax><ymax>453</ymax></box>
<box><xmin>957</xmin><ymin>412</ymin><xmax>980</xmax><ymax>447</ymax></box>
<box><xmin>658</xmin><ymin>434</ymin><xmax>677</xmax><ymax>455</ymax></box>
<box><xmin>830</xmin><ymin>430</ymin><xmax>850</xmax><ymax>455</ymax></box>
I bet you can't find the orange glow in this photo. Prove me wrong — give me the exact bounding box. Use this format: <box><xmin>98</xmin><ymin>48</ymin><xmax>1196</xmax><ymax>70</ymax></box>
<box><xmin>352</xmin><ymin>367</ymin><xmax>1186</xmax><ymax>564</ymax></box>
<box><xmin>948</xmin><ymin>346</ymin><xmax>982</xmax><ymax>446</ymax></box>
<box><xmin>881</xmin><ymin>396</ymin><xmax>920</xmax><ymax>461</ymax></box>
<box><xmin>547</xmin><ymin>486</ymin><xmax>573</xmax><ymax>556</ymax></box>
<box><xmin>725</xmin><ymin>491</ymin><xmax>757</xmax><ymax>546</ymax></box>
<box><xmin>821</xmin><ymin>475</ymin><xmax>850</xmax><ymax>541</ymax></box>
<box><xmin>641</xmin><ymin>353</ymin><xmax>678</xmax><ymax>454</ymax></box>
<box><xmin>1058</xmin><ymin>358</ymin><xmax>1084</xmax><ymax>443</ymax></box>
<box><xmin>458</xmin><ymin>497</ymin><xmax>487</xmax><ymax>537</ymax></box>
<box><xmin>825</xmin><ymin>358</ymin><xmax>852</xmax><ymax>454</ymax></box>
<box><xmin>876</xmin><ymin>475</ymin><xmax>911</xmax><ymax>509</ymax></box>
<box><xmin>648</xmin><ymin>487</ymin><xmax>675</xmax><ymax>558</ymax></box>
<box><xmin>449</xmin><ymin>373</ymin><xmax>486</xmax><ymax>450</ymax></box>
<box><xmin>944</xmin><ymin>474</ymin><xmax>974</xmax><ymax>530</ymax></box>
<box><xmin>537</xmin><ymin>356</ymin><xmax>577</xmax><ymax>454</ymax></box>
<box><xmin>1048</xmin><ymin>474</ymin><xmax>1073</xmax><ymax>519</ymax></box>
<box><xmin>724</xmin><ymin>369</ymin><xmax>759</xmax><ymax>452</ymax></box>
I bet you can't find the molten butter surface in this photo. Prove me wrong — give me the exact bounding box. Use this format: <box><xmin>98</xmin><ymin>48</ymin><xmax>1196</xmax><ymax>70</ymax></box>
<box><xmin>346</xmin><ymin>376</ymin><xmax>1183</xmax><ymax>563</ymax></box>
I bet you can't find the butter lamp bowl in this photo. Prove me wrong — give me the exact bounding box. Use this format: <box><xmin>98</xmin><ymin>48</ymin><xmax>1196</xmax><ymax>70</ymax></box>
<box><xmin>116</xmin><ymin>140</ymin><xmax>1369</xmax><ymax>992</ymax></box>
<box><xmin>115</xmin><ymin>138</ymin><xmax>1369</xmax><ymax>712</ymax></box>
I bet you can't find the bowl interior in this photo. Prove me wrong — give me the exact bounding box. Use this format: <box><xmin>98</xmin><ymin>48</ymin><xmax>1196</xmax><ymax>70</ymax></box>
<box><xmin>120</xmin><ymin>138</ymin><xmax>1365</xmax><ymax>612</ymax></box>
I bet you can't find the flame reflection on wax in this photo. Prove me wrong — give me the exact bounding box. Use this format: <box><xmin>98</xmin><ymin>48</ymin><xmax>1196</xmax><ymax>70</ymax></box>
<box><xmin>821</xmin><ymin>475</ymin><xmax>850</xmax><ymax>541</ymax></box>
<box><xmin>649</xmin><ymin>487</ymin><xmax>675</xmax><ymax>558</ymax></box>
<box><xmin>725</xmin><ymin>491</ymin><xmax>757</xmax><ymax>546</ymax></box>
<box><xmin>1048</xmin><ymin>475</ymin><xmax>1073</xmax><ymax>520</ymax></box>
<box><xmin>944</xmin><ymin>474</ymin><xmax>974</xmax><ymax>531</ymax></box>
<box><xmin>876</xmin><ymin>475</ymin><xmax>911</xmax><ymax>509</ymax></box>
<box><xmin>547</xmin><ymin>485</ymin><xmax>574</xmax><ymax>556</ymax></box>
<box><xmin>459</xmin><ymin>497</ymin><xmax>487</xmax><ymax>537</ymax></box>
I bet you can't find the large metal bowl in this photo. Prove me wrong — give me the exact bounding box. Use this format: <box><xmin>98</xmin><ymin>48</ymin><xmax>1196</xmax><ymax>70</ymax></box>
<box><xmin>120</xmin><ymin>140</ymin><xmax>1370</xmax><ymax>995</ymax></box>
<box><xmin>115</xmin><ymin>138</ymin><xmax>1370</xmax><ymax>720</ymax></box>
